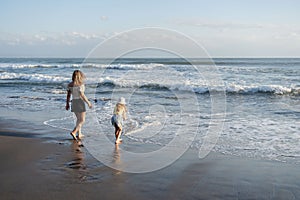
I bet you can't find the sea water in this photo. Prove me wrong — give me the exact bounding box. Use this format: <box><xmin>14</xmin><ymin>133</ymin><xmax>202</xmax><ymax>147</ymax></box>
<box><xmin>0</xmin><ymin>58</ymin><xmax>299</xmax><ymax>163</ymax></box>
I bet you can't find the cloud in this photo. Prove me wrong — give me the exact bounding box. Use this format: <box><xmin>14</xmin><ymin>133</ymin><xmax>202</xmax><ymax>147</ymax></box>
<box><xmin>173</xmin><ymin>19</ymin><xmax>265</xmax><ymax>30</ymax></box>
<box><xmin>169</xmin><ymin>18</ymin><xmax>300</xmax><ymax>57</ymax></box>
<box><xmin>1</xmin><ymin>27</ymin><xmax>300</xmax><ymax>57</ymax></box>
<box><xmin>100</xmin><ymin>15</ymin><xmax>108</xmax><ymax>21</ymax></box>
<box><xmin>171</xmin><ymin>18</ymin><xmax>300</xmax><ymax>43</ymax></box>
<box><xmin>0</xmin><ymin>31</ymin><xmax>121</xmax><ymax>57</ymax></box>
<box><xmin>172</xmin><ymin>18</ymin><xmax>300</xmax><ymax>37</ymax></box>
<box><xmin>0</xmin><ymin>31</ymin><xmax>110</xmax><ymax>46</ymax></box>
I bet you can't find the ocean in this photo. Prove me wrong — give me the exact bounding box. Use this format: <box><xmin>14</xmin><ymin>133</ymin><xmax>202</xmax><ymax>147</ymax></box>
<box><xmin>0</xmin><ymin>57</ymin><xmax>299</xmax><ymax>165</ymax></box>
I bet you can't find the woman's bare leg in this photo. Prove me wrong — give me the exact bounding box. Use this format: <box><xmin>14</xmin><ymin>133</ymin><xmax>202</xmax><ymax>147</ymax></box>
<box><xmin>71</xmin><ymin>112</ymin><xmax>86</xmax><ymax>140</ymax></box>
<box><xmin>77</xmin><ymin>112</ymin><xmax>85</xmax><ymax>139</ymax></box>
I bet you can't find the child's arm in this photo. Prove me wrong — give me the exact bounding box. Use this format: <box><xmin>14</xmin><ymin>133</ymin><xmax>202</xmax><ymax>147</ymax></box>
<box><xmin>122</xmin><ymin>107</ymin><xmax>127</xmax><ymax>120</ymax></box>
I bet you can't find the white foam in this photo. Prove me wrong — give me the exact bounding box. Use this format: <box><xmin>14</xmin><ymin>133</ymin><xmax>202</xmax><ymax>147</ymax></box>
<box><xmin>97</xmin><ymin>76</ymin><xmax>298</xmax><ymax>95</ymax></box>
<box><xmin>51</xmin><ymin>89</ymin><xmax>66</xmax><ymax>94</ymax></box>
<box><xmin>0</xmin><ymin>72</ymin><xmax>69</xmax><ymax>83</ymax></box>
<box><xmin>125</xmin><ymin>120</ymin><xmax>162</xmax><ymax>137</ymax></box>
<box><xmin>226</xmin><ymin>83</ymin><xmax>294</xmax><ymax>94</ymax></box>
<box><xmin>212</xmin><ymin>115</ymin><xmax>300</xmax><ymax>163</ymax></box>
<box><xmin>0</xmin><ymin>62</ymin><xmax>166</xmax><ymax>70</ymax></box>
<box><xmin>107</xmin><ymin>63</ymin><xmax>164</xmax><ymax>70</ymax></box>
<box><xmin>43</xmin><ymin>115</ymin><xmax>74</xmax><ymax>131</ymax></box>
<box><xmin>1</xmin><ymin>71</ymin><xmax>297</xmax><ymax>95</ymax></box>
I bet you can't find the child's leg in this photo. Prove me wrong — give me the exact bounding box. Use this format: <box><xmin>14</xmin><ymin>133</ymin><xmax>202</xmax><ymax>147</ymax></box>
<box><xmin>115</xmin><ymin>128</ymin><xmax>122</xmax><ymax>143</ymax></box>
<box><xmin>114</xmin><ymin>124</ymin><xmax>119</xmax><ymax>139</ymax></box>
<box><xmin>117</xmin><ymin>128</ymin><xmax>122</xmax><ymax>140</ymax></box>
<box><xmin>114</xmin><ymin>124</ymin><xmax>122</xmax><ymax>144</ymax></box>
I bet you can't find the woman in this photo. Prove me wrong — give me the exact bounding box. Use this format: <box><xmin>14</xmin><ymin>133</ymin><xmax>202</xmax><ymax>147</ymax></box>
<box><xmin>66</xmin><ymin>70</ymin><xmax>92</xmax><ymax>140</ymax></box>
<box><xmin>111</xmin><ymin>97</ymin><xmax>127</xmax><ymax>144</ymax></box>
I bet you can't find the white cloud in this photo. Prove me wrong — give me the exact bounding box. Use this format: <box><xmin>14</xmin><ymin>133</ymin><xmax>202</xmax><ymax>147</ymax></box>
<box><xmin>0</xmin><ymin>31</ymin><xmax>110</xmax><ymax>46</ymax></box>
<box><xmin>172</xmin><ymin>18</ymin><xmax>300</xmax><ymax>38</ymax></box>
<box><xmin>70</xmin><ymin>32</ymin><xmax>101</xmax><ymax>40</ymax></box>
<box><xmin>34</xmin><ymin>34</ymin><xmax>46</xmax><ymax>41</ymax></box>
<box><xmin>1</xmin><ymin>26</ymin><xmax>300</xmax><ymax>57</ymax></box>
<box><xmin>100</xmin><ymin>16</ymin><xmax>108</xmax><ymax>21</ymax></box>
<box><xmin>173</xmin><ymin>19</ymin><xmax>265</xmax><ymax>30</ymax></box>
<box><xmin>0</xmin><ymin>31</ymin><xmax>120</xmax><ymax>57</ymax></box>
<box><xmin>170</xmin><ymin>18</ymin><xmax>300</xmax><ymax>55</ymax></box>
<box><xmin>170</xmin><ymin>18</ymin><xmax>300</xmax><ymax>57</ymax></box>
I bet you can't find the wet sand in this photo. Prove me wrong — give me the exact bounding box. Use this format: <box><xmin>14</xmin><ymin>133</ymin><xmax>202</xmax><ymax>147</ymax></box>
<box><xmin>0</xmin><ymin>120</ymin><xmax>300</xmax><ymax>200</ymax></box>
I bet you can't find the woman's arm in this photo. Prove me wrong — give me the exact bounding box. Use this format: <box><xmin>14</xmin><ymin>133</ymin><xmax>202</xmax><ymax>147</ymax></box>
<box><xmin>66</xmin><ymin>90</ymin><xmax>71</xmax><ymax>110</ymax></box>
<box><xmin>80</xmin><ymin>92</ymin><xmax>92</xmax><ymax>109</ymax></box>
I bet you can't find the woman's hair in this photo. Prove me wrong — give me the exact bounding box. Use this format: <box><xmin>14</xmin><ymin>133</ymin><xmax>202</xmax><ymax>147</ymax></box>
<box><xmin>72</xmin><ymin>70</ymin><xmax>86</xmax><ymax>85</ymax></box>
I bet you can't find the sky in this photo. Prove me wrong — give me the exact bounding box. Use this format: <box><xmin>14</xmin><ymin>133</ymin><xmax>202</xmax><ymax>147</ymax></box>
<box><xmin>0</xmin><ymin>0</ymin><xmax>300</xmax><ymax>57</ymax></box>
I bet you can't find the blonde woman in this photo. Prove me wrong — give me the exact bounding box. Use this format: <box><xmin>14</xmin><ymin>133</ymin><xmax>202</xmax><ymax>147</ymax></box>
<box><xmin>66</xmin><ymin>70</ymin><xmax>92</xmax><ymax>140</ymax></box>
<box><xmin>111</xmin><ymin>97</ymin><xmax>127</xmax><ymax>144</ymax></box>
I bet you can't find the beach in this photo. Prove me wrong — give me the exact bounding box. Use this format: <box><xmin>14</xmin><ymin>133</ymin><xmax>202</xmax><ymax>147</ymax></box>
<box><xmin>1</xmin><ymin>0</ymin><xmax>300</xmax><ymax>199</ymax></box>
<box><xmin>1</xmin><ymin>118</ymin><xmax>300</xmax><ymax>200</ymax></box>
<box><xmin>0</xmin><ymin>57</ymin><xmax>299</xmax><ymax>199</ymax></box>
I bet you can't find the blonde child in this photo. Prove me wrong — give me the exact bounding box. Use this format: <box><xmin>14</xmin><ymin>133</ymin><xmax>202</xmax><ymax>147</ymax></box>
<box><xmin>111</xmin><ymin>97</ymin><xmax>127</xmax><ymax>144</ymax></box>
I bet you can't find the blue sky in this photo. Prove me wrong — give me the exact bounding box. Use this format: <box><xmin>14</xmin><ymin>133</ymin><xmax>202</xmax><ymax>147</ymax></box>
<box><xmin>0</xmin><ymin>0</ymin><xmax>300</xmax><ymax>57</ymax></box>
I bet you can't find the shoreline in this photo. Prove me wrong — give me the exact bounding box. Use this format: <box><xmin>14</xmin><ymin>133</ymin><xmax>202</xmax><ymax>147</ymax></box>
<box><xmin>0</xmin><ymin>119</ymin><xmax>300</xmax><ymax>199</ymax></box>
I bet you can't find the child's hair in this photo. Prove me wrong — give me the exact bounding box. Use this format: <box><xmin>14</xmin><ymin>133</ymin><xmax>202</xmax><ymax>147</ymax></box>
<box><xmin>116</xmin><ymin>103</ymin><xmax>127</xmax><ymax>112</ymax></box>
<box><xmin>72</xmin><ymin>70</ymin><xmax>86</xmax><ymax>85</ymax></box>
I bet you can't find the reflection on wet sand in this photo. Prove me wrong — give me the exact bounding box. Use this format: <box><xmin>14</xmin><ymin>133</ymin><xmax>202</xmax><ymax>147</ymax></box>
<box><xmin>67</xmin><ymin>140</ymin><xmax>90</xmax><ymax>182</ymax></box>
<box><xmin>66</xmin><ymin>139</ymin><xmax>125</xmax><ymax>179</ymax></box>
<box><xmin>113</xmin><ymin>144</ymin><xmax>121</xmax><ymax>164</ymax></box>
<box><xmin>67</xmin><ymin>141</ymin><xmax>85</xmax><ymax>170</ymax></box>
<box><xmin>65</xmin><ymin>140</ymin><xmax>88</xmax><ymax>183</ymax></box>
<box><xmin>113</xmin><ymin>144</ymin><xmax>122</xmax><ymax>175</ymax></box>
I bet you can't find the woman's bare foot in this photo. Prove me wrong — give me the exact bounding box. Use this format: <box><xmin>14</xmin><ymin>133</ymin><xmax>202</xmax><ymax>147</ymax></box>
<box><xmin>77</xmin><ymin>134</ymin><xmax>84</xmax><ymax>140</ymax></box>
<box><xmin>70</xmin><ymin>132</ymin><xmax>78</xmax><ymax>141</ymax></box>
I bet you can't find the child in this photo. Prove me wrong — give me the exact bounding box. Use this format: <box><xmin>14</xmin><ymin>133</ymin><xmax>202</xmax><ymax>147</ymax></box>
<box><xmin>111</xmin><ymin>97</ymin><xmax>127</xmax><ymax>144</ymax></box>
<box><xmin>66</xmin><ymin>70</ymin><xmax>92</xmax><ymax>140</ymax></box>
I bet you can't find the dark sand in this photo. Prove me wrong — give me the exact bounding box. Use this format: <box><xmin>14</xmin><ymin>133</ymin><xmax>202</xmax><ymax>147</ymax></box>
<box><xmin>0</xmin><ymin>120</ymin><xmax>300</xmax><ymax>200</ymax></box>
